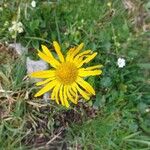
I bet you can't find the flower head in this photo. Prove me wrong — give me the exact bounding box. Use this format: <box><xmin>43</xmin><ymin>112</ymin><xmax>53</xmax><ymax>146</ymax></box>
<box><xmin>117</xmin><ymin>58</ymin><xmax>126</xmax><ymax>68</ymax></box>
<box><xmin>31</xmin><ymin>0</ymin><xmax>36</xmax><ymax>8</ymax></box>
<box><xmin>30</xmin><ymin>41</ymin><xmax>102</xmax><ymax>107</ymax></box>
<box><xmin>9</xmin><ymin>21</ymin><xmax>24</xmax><ymax>38</ymax></box>
<box><xmin>145</xmin><ymin>108</ymin><xmax>150</xmax><ymax>113</ymax></box>
<box><xmin>0</xmin><ymin>7</ymin><xmax>3</xmax><ymax>11</ymax></box>
<box><xmin>107</xmin><ymin>2</ymin><xmax>112</xmax><ymax>7</ymax></box>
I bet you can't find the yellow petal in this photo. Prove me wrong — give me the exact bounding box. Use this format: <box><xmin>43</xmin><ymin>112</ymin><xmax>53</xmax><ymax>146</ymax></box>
<box><xmin>34</xmin><ymin>80</ymin><xmax>58</xmax><ymax>97</ymax></box>
<box><xmin>59</xmin><ymin>85</ymin><xmax>65</xmax><ymax>106</ymax></box>
<box><xmin>84</xmin><ymin>65</ymin><xmax>103</xmax><ymax>70</ymax></box>
<box><xmin>74</xmin><ymin>57</ymin><xmax>85</xmax><ymax>68</ymax></box>
<box><xmin>78</xmin><ymin>69</ymin><xmax>102</xmax><ymax>77</ymax></box>
<box><xmin>53</xmin><ymin>41</ymin><xmax>64</xmax><ymax>62</ymax></box>
<box><xmin>70</xmin><ymin>43</ymin><xmax>84</xmax><ymax>58</ymax></box>
<box><xmin>36</xmin><ymin>77</ymin><xmax>55</xmax><ymax>86</ymax></box>
<box><xmin>66</xmin><ymin>86</ymin><xmax>77</xmax><ymax>104</ymax></box>
<box><xmin>51</xmin><ymin>83</ymin><xmax>61</xmax><ymax>104</ymax></box>
<box><xmin>66</xmin><ymin>47</ymin><xmax>75</xmax><ymax>62</ymax></box>
<box><xmin>51</xmin><ymin>84</ymin><xmax>58</xmax><ymax>99</ymax></box>
<box><xmin>73</xmin><ymin>50</ymin><xmax>91</xmax><ymax>62</ymax></box>
<box><xmin>41</xmin><ymin>45</ymin><xmax>52</xmax><ymax>57</ymax></box>
<box><xmin>73</xmin><ymin>83</ymin><xmax>90</xmax><ymax>100</ymax></box>
<box><xmin>63</xmin><ymin>85</ymin><xmax>70</xmax><ymax>107</ymax></box>
<box><xmin>76</xmin><ymin>77</ymin><xmax>95</xmax><ymax>95</ymax></box>
<box><xmin>70</xmin><ymin>84</ymin><xmax>78</xmax><ymax>102</ymax></box>
<box><xmin>38</xmin><ymin>50</ymin><xmax>50</xmax><ymax>63</ymax></box>
<box><xmin>77</xmin><ymin>52</ymin><xmax>97</xmax><ymax>68</ymax></box>
<box><xmin>30</xmin><ymin>70</ymin><xmax>55</xmax><ymax>78</ymax></box>
<box><xmin>84</xmin><ymin>52</ymin><xmax>97</xmax><ymax>63</ymax></box>
<box><xmin>55</xmin><ymin>83</ymin><xmax>61</xmax><ymax>104</ymax></box>
<box><xmin>69</xmin><ymin>86</ymin><xmax>76</xmax><ymax>97</ymax></box>
<box><xmin>55</xmin><ymin>86</ymin><xmax>60</xmax><ymax>104</ymax></box>
<box><xmin>38</xmin><ymin>50</ymin><xmax>60</xmax><ymax>68</ymax></box>
<box><xmin>67</xmin><ymin>50</ymin><xmax>90</xmax><ymax>68</ymax></box>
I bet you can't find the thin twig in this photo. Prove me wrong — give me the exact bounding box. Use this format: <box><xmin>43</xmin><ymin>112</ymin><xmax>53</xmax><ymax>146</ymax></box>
<box><xmin>46</xmin><ymin>128</ymin><xmax>64</xmax><ymax>145</ymax></box>
<box><xmin>0</xmin><ymin>90</ymin><xmax>13</xmax><ymax>93</ymax></box>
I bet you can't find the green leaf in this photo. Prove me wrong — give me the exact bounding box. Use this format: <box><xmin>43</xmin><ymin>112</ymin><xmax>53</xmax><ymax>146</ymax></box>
<box><xmin>29</xmin><ymin>19</ymin><xmax>40</xmax><ymax>31</ymax></box>
<box><xmin>100</xmin><ymin>77</ymin><xmax>112</xmax><ymax>88</ymax></box>
<box><xmin>138</xmin><ymin>63</ymin><xmax>150</xmax><ymax>69</ymax></box>
<box><xmin>32</xmin><ymin>40</ymin><xmax>40</xmax><ymax>49</ymax></box>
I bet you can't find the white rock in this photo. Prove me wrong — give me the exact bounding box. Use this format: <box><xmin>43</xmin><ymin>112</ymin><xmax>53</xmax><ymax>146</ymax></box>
<box><xmin>9</xmin><ymin>43</ymin><xmax>27</xmax><ymax>55</ymax></box>
<box><xmin>26</xmin><ymin>57</ymin><xmax>49</xmax><ymax>101</ymax></box>
<box><xmin>26</xmin><ymin>57</ymin><xmax>48</xmax><ymax>75</ymax></box>
<box><xmin>43</xmin><ymin>92</ymin><xmax>50</xmax><ymax>102</ymax></box>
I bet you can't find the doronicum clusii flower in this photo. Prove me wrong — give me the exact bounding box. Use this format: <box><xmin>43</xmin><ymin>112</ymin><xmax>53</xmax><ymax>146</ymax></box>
<box><xmin>30</xmin><ymin>41</ymin><xmax>102</xmax><ymax>107</ymax></box>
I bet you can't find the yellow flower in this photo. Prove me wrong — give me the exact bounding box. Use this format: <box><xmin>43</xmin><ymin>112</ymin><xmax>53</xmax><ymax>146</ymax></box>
<box><xmin>30</xmin><ymin>41</ymin><xmax>102</xmax><ymax>107</ymax></box>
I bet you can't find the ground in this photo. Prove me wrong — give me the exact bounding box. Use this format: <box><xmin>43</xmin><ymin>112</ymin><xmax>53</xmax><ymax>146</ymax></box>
<box><xmin>0</xmin><ymin>0</ymin><xmax>150</xmax><ymax>149</ymax></box>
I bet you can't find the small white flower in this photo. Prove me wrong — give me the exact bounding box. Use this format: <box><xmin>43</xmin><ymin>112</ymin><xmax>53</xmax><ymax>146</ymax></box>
<box><xmin>18</xmin><ymin>27</ymin><xmax>24</xmax><ymax>33</ymax></box>
<box><xmin>31</xmin><ymin>0</ymin><xmax>36</xmax><ymax>8</ymax></box>
<box><xmin>0</xmin><ymin>7</ymin><xmax>3</xmax><ymax>11</ymax></box>
<box><xmin>9</xmin><ymin>21</ymin><xmax>24</xmax><ymax>33</ymax></box>
<box><xmin>8</xmin><ymin>27</ymin><xmax>13</xmax><ymax>32</ymax></box>
<box><xmin>107</xmin><ymin>2</ymin><xmax>112</xmax><ymax>7</ymax></box>
<box><xmin>145</xmin><ymin>108</ymin><xmax>150</xmax><ymax>113</ymax></box>
<box><xmin>12</xmin><ymin>21</ymin><xmax>17</xmax><ymax>25</ymax></box>
<box><xmin>4</xmin><ymin>21</ymin><xmax>9</xmax><ymax>27</ymax></box>
<box><xmin>18</xmin><ymin>22</ymin><xmax>23</xmax><ymax>27</ymax></box>
<box><xmin>117</xmin><ymin>58</ymin><xmax>126</xmax><ymax>68</ymax></box>
<box><xmin>11</xmin><ymin>34</ymin><xmax>16</xmax><ymax>39</ymax></box>
<box><xmin>8</xmin><ymin>21</ymin><xmax>24</xmax><ymax>38</ymax></box>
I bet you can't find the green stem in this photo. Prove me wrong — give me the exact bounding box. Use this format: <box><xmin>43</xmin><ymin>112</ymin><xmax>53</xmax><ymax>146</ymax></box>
<box><xmin>24</xmin><ymin>37</ymin><xmax>51</xmax><ymax>44</ymax></box>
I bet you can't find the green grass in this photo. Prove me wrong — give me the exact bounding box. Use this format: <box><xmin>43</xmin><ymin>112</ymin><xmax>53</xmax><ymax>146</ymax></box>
<box><xmin>0</xmin><ymin>0</ymin><xmax>150</xmax><ymax>149</ymax></box>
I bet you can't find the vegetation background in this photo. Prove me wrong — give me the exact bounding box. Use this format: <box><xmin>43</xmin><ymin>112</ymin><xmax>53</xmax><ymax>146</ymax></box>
<box><xmin>0</xmin><ymin>0</ymin><xmax>150</xmax><ymax>149</ymax></box>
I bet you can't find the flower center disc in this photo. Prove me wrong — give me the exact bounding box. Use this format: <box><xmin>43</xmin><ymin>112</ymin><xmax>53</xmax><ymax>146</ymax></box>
<box><xmin>56</xmin><ymin>62</ymin><xmax>78</xmax><ymax>85</ymax></box>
